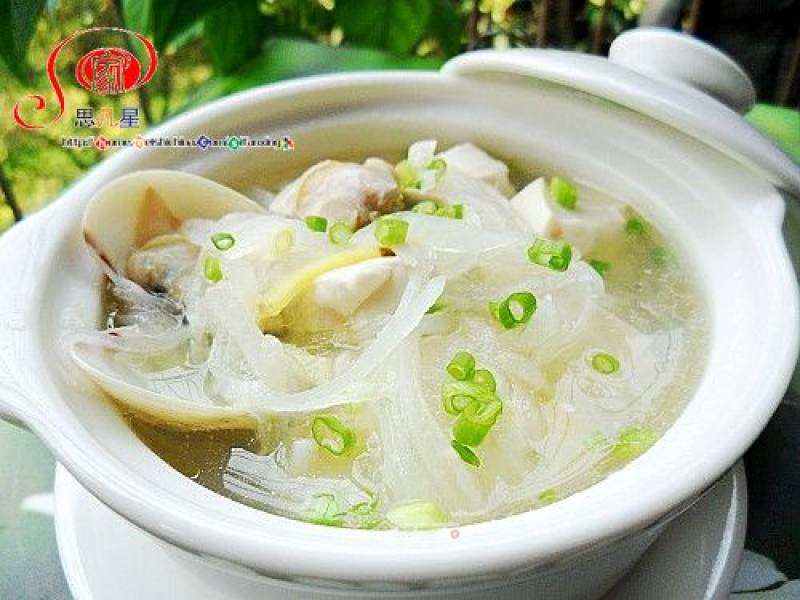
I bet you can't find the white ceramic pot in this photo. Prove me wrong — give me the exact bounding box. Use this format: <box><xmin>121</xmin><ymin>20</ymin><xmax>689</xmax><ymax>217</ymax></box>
<box><xmin>1</xmin><ymin>29</ymin><xmax>798</xmax><ymax>599</ymax></box>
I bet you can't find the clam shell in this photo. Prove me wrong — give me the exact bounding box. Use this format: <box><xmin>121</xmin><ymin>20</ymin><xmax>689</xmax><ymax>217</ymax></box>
<box><xmin>74</xmin><ymin>170</ymin><xmax>271</xmax><ymax>439</ymax></box>
<box><xmin>82</xmin><ymin>169</ymin><xmax>265</xmax><ymax>274</ymax></box>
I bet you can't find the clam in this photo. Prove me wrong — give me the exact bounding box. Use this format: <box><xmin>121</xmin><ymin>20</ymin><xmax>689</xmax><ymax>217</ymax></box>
<box><xmin>82</xmin><ymin>169</ymin><xmax>264</xmax><ymax>278</ymax></box>
<box><xmin>70</xmin><ymin>169</ymin><xmax>444</xmax><ymax>444</ymax></box>
<box><xmin>72</xmin><ymin>170</ymin><xmax>272</xmax><ymax>440</ymax></box>
<box><xmin>269</xmin><ymin>159</ymin><xmax>404</xmax><ymax>229</ymax></box>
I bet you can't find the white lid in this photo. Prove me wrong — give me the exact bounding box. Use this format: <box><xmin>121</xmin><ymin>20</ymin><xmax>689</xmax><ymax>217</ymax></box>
<box><xmin>442</xmin><ymin>28</ymin><xmax>800</xmax><ymax>197</ymax></box>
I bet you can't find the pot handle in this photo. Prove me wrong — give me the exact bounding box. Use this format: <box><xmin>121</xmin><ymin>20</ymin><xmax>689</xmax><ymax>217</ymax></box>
<box><xmin>609</xmin><ymin>28</ymin><xmax>757</xmax><ymax>115</ymax></box>
<box><xmin>0</xmin><ymin>212</ymin><xmax>49</xmax><ymax>431</ymax></box>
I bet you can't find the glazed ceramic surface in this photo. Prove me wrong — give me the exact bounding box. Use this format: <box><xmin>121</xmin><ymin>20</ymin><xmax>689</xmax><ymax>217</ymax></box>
<box><xmin>0</xmin><ymin>33</ymin><xmax>797</xmax><ymax>598</ymax></box>
<box><xmin>53</xmin><ymin>463</ymin><xmax>747</xmax><ymax>599</ymax></box>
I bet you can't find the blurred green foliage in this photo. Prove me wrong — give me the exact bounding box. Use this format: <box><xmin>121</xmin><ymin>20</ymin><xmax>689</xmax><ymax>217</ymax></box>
<box><xmin>0</xmin><ymin>0</ymin><xmax>645</xmax><ymax>232</ymax></box>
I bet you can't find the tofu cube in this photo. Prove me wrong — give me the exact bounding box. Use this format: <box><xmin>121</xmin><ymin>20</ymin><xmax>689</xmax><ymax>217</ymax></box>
<box><xmin>439</xmin><ymin>143</ymin><xmax>515</xmax><ymax>197</ymax></box>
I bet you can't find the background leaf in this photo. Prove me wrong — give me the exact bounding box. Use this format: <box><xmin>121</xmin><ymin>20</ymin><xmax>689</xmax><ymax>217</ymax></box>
<box><xmin>185</xmin><ymin>37</ymin><xmax>444</xmax><ymax>108</ymax></box>
<box><xmin>149</xmin><ymin>0</ymin><xmax>233</xmax><ymax>49</ymax></box>
<box><xmin>204</xmin><ymin>0</ymin><xmax>266</xmax><ymax>75</ymax></box>
<box><xmin>334</xmin><ymin>0</ymin><xmax>433</xmax><ymax>54</ymax></box>
<box><xmin>428</xmin><ymin>0</ymin><xmax>464</xmax><ymax>57</ymax></box>
<box><xmin>121</xmin><ymin>0</ymin><xmax>151</xmax><ymax>36</ymax></box>
<box><xmin>0</xmin><ymin>0</ymin><xmax>47</xmax><ymax>81</ymax></box>
<box><xmin>745</xmin><ymin>104</ymin><xmax>800</xmax><ymax>164</ymax></box>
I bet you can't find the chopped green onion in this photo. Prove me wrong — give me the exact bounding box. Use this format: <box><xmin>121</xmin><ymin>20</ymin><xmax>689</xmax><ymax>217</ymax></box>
<box><xmin>650</xmin><ymin>246</ymin><xmax>670</xmax><ymax>266</ymax></box>
<box><xmin>386</xmin><ymin>501</ymin><xmax>448</xmax><ymax>530</ymax></box>
<box><xmin>441</xmin><ymin>381</ymin><xmax>481</xmax><ymax>415</ymax></box>
<box><xmin>441</xmin><ymin>380</ymin><xmax>496</xmax><ymax>411</ymax></box>
<box><xmin>527</xmin><ymin>238</ymin><xmax>573</xmax><ymax>272</ymax></box>
<box><xmin>609</xmin><ymin>425</ymin><xmax>659</xmax><ymax>463</ymax></box>
<box><xmin>549</xmin><ymin>177</ymin><xmax>578</xmax><ymax>211</ymax></box>
<box><xmin>274</xmin><ymin>228</ymin><xmax>295</xmax><ymax>255</ymax></box>
<box><xmin>374</xmin><ymin>217</ymin><xmax>408</xmax><ymax>247</ymax></box>
<box><xmin>349</xmin><ymin>497</ymin><xmax>379</xmax><ymax>516</ymax></box>
<box><xmin>210</xmin><ymin>232</ymin><xmax>235</xmax><ymax>251</ymax></box>
<box><xmin>588</xmin><ymin>259</ymin><xmax>610</xmax><ymax>276</ymax></box>
<box><xmin>473</xmin><ymin>368</ymin><xmax>496</xmax><ymax>392</ymax></box>
<box><xmin>538</xmin><ymin>488</ymin><xmax>558</xmax><ymax>505</ymax></box>
<box><xmin>452</xmin><ymin>398</ymin><xmax>502</xmax><ymax>447</ymax></box>
<box><xmin>305</xmin><ymin>215</ymin><xmax>328</xmax><ymax>233</ymax></box>
<box><xmin>412</xmin><ymin>200</ymin><xmax>438</xmax><ymax>215</ymax></box>
<box><xmin>311</xmin><ymin>415</ymin><xmax>356</xmax><ymax>456</ymax></box>
<box><xmin>394</xmin><ymin>159</ymin><xmax>419</xmax><ymax>189</ymax></box>
<box><xmin>427</xmin><ymin>157</ymin><xmax>447</xmax><ymax>173</ymax></box>
<box><xmin>203</xmin><ymin>255</ymin><xmax>222</xmax><ymax>283</ymax></box>
<box><xmin>307</xmin><ymin>493</ymin><xmax>346</xmax><ymax>527</ymax></box>
<box><xmin>462</xmin><ymin>397</ymin><xmax>503</xmax><ymax>427</ymax></box>
<box><xmin>447</xmin><ymin>351</ymin><xmax>476</xmax><ymax>381</ymax></box>
<box><xmin>591</xmin><ymin>352</ymin><xmax>620</xmax><ymax>375</ymax></box>
<box><xmin>328</xmin><ymin>221</ymin><xmax>353</xmax><ymax>245</ymax></box>
<box><xmin>452</xmin><ymin>415</ymin><xmax>491</xmax><ymax>447</ymax></box>
<box><xmin>491</xmin><ymin>291</ymin><xmax>537</xmax><ymax>329</ymax></box>
<box><xmin>442</xmin><ymin>356</ymin><xmax>503</xmax><ymax>449</ymax></box>
<box><xmin>435</xmin><ymin>204</ymin><xmax>463</xmax><ymax>219</ymax></box>
<box><xmin>625</xmin><ymin>216</ymin><xmax>647</xmax><ymax>236</ymax></box>
<box><xmin>425</xmin><ymin>299</ymin><xmax>446</xmax><ymax>314</ymax></box>
<box><xmin>443</xmin><ymin>393</ymin><xmax>474</xmax><ymax>416</ymax></box>
<box><xmin>451</xmin><ymin>440</ymin><xmax>481</xmax><ymax>467</ymax></box>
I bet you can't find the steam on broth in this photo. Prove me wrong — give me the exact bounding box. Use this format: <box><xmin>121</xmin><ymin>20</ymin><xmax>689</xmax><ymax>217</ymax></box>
<box><xmin>77</xmin><ymin>141</ymin><xmax>706</xmax><ymax>530</ymax></box>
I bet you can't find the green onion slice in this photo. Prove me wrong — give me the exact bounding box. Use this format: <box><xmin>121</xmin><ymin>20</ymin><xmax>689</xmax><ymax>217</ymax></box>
<box><xmin>386</xmin><ymin>501</ymin><xmax>448</xmax><ymax>530</ymax></box>
<box><xmin>591</xmin><ymin>352</ymin><xmax>620</xmax><ymax>375</ymax></box>
<box><xmin>394</xmin><ymin>159</ymin><xmax>419</xmax><ymax>189</ymax></box>
<box><xmin>441</xmin><ymin>380</ymin><xmax>497</xmax><ymax>415</ymax></box>
<box><xmin>210</xmin><ymin>232</ymin><xmax>235</xmax><ymax>251</ymax></box>
<box><xmin>427</xmin><ymin>157</ymin><xmax>447</xmax><ymax>174</ymax></box>
<box><xmin>452</xmin><ymin>413</ymin><xmax>492</xmax><ymax>447</ymax></box>
<box><xmin>447</xmin><ymin>351</ymin><xmax>476</xmax><ymax>381</ymax></box>
<box><xmin>425</xmin><ymin>299</ymin><xmax>446</xmax><ymax>314</ymax></box>
<box><xmin>203</xmin><ymin>255</ymin><xmax>222</xmax><ymax>283</ymax></box>
<box><xmin>412</xmin><ymin>200</ymin><xmax>438</xmax><ymax>215</ymax></box>
<box><xmin>609</xmin><ymin>425</ymin><xmax>659</xmax><ymax>463</ymax></box>
<box><xmin>328</xmin><ymin>221</ymin><xmax>353</xmax><ymax>245</ymax></box>
<box><xmin>451</xmin><ymin>440</ymin><xmax>481</xmax><ymax>467</ymax></box>
<box><xmin>624</xmin><ymin>216</ymin><xmax>647</xmax><ymax>236</ymax></box>
<box><xmin>538</xmin><ymin>488</ymin><xmax>558</xmax><ymax>505</ymax></box>
<box><xmin>473</xmin><ymin>368</ymin><xmax>496</xmax><ymax>392</ymax></box>
<box><xmin>462</xmin><ymin>397</ymin><xmax>503</xmax><ymax>427</ymax></box>
<box><xmin>441</xmin><ymin>381</ymin><xmax>479</xmax><ymax>415</ymax></box>
<box><xmin>490</xmin><ymin>291</ymin><xmax>537</xmax><ymax>329</ymax></box>
<box><xmin>308</xmin><ymin>494</ymin><xmax>346</xmax><ymax>527</ymax></box>
<box><xmin>349</xmin><ymin>496</ymin><xmax>379</xmax><ymax>516</ymax></box>
<box><xmin>305</xmin><ymin>215</ymin><xmax>328</xmax><ymax>233</ymax></box>
<box><xmin>549</xmin><ymin>177</ymin><xmax>578</xmax><ymax>211</ymax></box>
<box><xmin>435</xmin><ymin>204</ymin><xmax>463</xmax><ymax>219</ymax></box>
<box><xmin>311</xmin><ymin>415</ymin><xmax>356</xmax><ymax>456</ymax></box>
<box><xmin>527</xmin><ymin>238</ymin><xmax>573</xmax><ymax>272</ymax></box>
<box><xmin>588</xmin><ymin>258</ymin><xmax>610</xmax><ymax>276</ymax></box>
<box><xmin>374</xmin><ymin>217</ymin><xmax>408</xmax><ymax>247</ymax></box>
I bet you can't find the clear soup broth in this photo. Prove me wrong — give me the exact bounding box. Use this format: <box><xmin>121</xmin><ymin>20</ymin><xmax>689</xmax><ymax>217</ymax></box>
<box><xmin>90</xmin><ymin>142</ymin><xmax>707</xmax><ymax>530</ymax></box>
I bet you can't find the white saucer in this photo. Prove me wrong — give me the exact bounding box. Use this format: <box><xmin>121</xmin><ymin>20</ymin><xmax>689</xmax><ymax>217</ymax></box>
<box><xmin>55</xmin><ymin>462</ymin><xmax>747</xmax><ymax>600</ymax></box>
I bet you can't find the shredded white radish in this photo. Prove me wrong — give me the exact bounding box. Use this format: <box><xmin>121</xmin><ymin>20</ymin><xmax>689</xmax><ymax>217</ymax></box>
<box><xmin>72</xmin><ymin>140</ymin><xmax>707</xmax><ymax>529</ymax></box>
<box><xmin>254</xmin><ymin>273</ymin><xmax>446</xmax><ymax>412</ymax></box>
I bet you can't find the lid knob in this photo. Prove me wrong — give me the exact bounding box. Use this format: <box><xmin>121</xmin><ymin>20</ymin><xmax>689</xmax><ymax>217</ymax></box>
<box><xmin>609</xmin><ymin>28</ymin><xmax>757</xmax><ymax>114</ymax></box>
